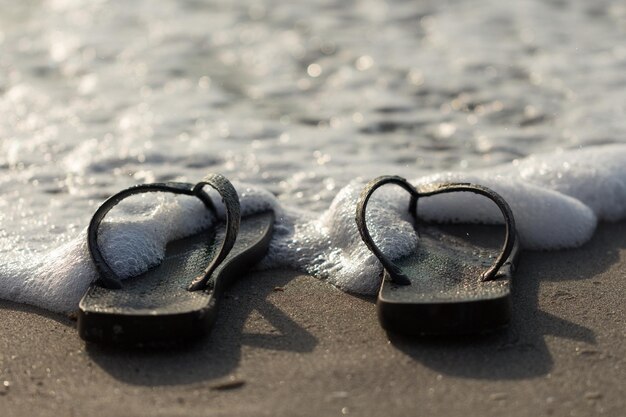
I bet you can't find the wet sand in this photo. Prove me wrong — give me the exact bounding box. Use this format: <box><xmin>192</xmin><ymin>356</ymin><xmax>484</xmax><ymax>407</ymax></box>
<box><xmin>1</xmin><ymin>222</ymin><xmax>625</xmax><ymax>417</ymax></box>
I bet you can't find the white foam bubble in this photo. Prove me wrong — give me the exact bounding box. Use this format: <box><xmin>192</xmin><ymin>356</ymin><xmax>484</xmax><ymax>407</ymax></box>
<box><xmin>265</xmin><ymin>145</ymin><xmax>624</xmax><ymax>295</ymax></box>
<box><xmin>414</xmin><ymin>174</ymin><xmax>598</xmax><ymax>249</ymax></box>
<box><xmin>1</xmin><ymin>145</ymin><xmax>625</xmax><ymax>311</ymax></box>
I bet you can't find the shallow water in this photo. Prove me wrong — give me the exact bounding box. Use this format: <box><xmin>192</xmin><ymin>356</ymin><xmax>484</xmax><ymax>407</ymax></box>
<box><xmin>0</xmin><ymin>0</ymin><xmax>625</xmax><ymax>311</ymax></box>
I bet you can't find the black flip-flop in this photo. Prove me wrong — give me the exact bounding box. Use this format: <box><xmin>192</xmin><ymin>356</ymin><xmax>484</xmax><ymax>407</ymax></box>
<box><xmin>356</xmin><ymin>176</ymin><xmax>519</xmax><ymax>336</ymax></box>
<box><xmin>78</xmin><ymin>173</ymin><xmax>274</xmax><ymax>346</ymax></box>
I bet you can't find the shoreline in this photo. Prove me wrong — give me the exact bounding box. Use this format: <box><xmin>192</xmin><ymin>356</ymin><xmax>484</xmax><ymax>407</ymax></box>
<box><xmin>1</xmin><ymin>221</ymin><xmax>625</xmax><ymax>416</ymax></box>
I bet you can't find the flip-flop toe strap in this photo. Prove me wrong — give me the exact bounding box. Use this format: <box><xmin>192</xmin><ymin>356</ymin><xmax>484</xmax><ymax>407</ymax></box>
<box><xmin>355</xmin><ymin>175</ymin><xmax>517</xmax><ymax>285</ymax></box>
<box><xmin>87</xmin><ymin>174</ymin><xmax>240</xmax><ymax>291</ymax></box>
<box><xmin>187</xmin><ymin>173</ymin><xmax>240</xmax><ymax>291</ymax></box>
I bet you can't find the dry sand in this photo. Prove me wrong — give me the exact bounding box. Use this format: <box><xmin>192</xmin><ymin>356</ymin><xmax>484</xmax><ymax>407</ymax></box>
<box><xmin>1</xmin><ymin>222</ymin><xmax>625</xmax><ymax>417</ymax></box>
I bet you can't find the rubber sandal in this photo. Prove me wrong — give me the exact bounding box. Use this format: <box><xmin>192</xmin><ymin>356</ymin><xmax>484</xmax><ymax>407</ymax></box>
<box><xmin>78</xmin><ymin>173</ymin><xmax>275</xmax><ymax>346</ymax></box>
<box><xmin>356</xmin><ymin>175</ymin><xmax>519</xmax><ymax>336</ymax></box>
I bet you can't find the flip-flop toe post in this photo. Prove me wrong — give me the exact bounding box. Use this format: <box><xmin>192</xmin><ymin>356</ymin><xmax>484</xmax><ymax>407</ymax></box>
<box><xmin>356</xmin><ymin>176</ymin><xmax>519</xmax><ymax>336</ymax></box>
<box><xmin>78</xmin><ymin>173</ymin><xmax>274</xmax><ymax>346</ymax></box>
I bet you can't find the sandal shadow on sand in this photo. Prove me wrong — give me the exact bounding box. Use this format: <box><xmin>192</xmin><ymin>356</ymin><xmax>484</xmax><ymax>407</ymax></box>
<box><xmin>78</xmin><ymin>173</ymin><xmax>274</xmax><ymax>346</ymax></box>
<box><xmin>356</xmin><ymin>175</ymin><xmax>519</xmax><ymax>336</ymax></box>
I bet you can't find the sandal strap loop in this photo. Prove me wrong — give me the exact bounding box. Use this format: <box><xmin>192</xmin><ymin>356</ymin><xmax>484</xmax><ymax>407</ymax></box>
<box><xmin>87</xmin><ymin>174</ymin><xmax>240</xmax><ymax>291</ymax></box>
<box><xmin>355</xmin><ymin>176</ymin><xmax>517</xmax><ymax>284</ymax></box>
<box><xmin>355</xmin><ymin>176</ymin><xmax>416</xmax><ymax>285</ymax></box>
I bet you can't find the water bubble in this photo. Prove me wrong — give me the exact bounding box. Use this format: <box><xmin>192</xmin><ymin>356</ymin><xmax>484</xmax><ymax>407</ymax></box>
<box><xmin>307</xmin><ymin>64</ymin><xmax>322</xmax><ymax>78</ymax></box>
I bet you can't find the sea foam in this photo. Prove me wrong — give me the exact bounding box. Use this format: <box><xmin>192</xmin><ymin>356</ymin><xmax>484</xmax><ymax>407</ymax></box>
<box><xmin>0</xmin><ymin>145</ymin><xmax>623</xmax><ymax>312</ymax></box>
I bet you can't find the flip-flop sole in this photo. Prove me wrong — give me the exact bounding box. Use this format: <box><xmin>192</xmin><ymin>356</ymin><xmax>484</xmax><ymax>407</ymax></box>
<box><xmin>78</xmin><ymin>211</ymin><xmax>274</xmax><ymax>346</ymax></box>
<box><xmin>378</xmin><ymin>225</ymin><xmax>518</xmax><ymax>336</ymax></box>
